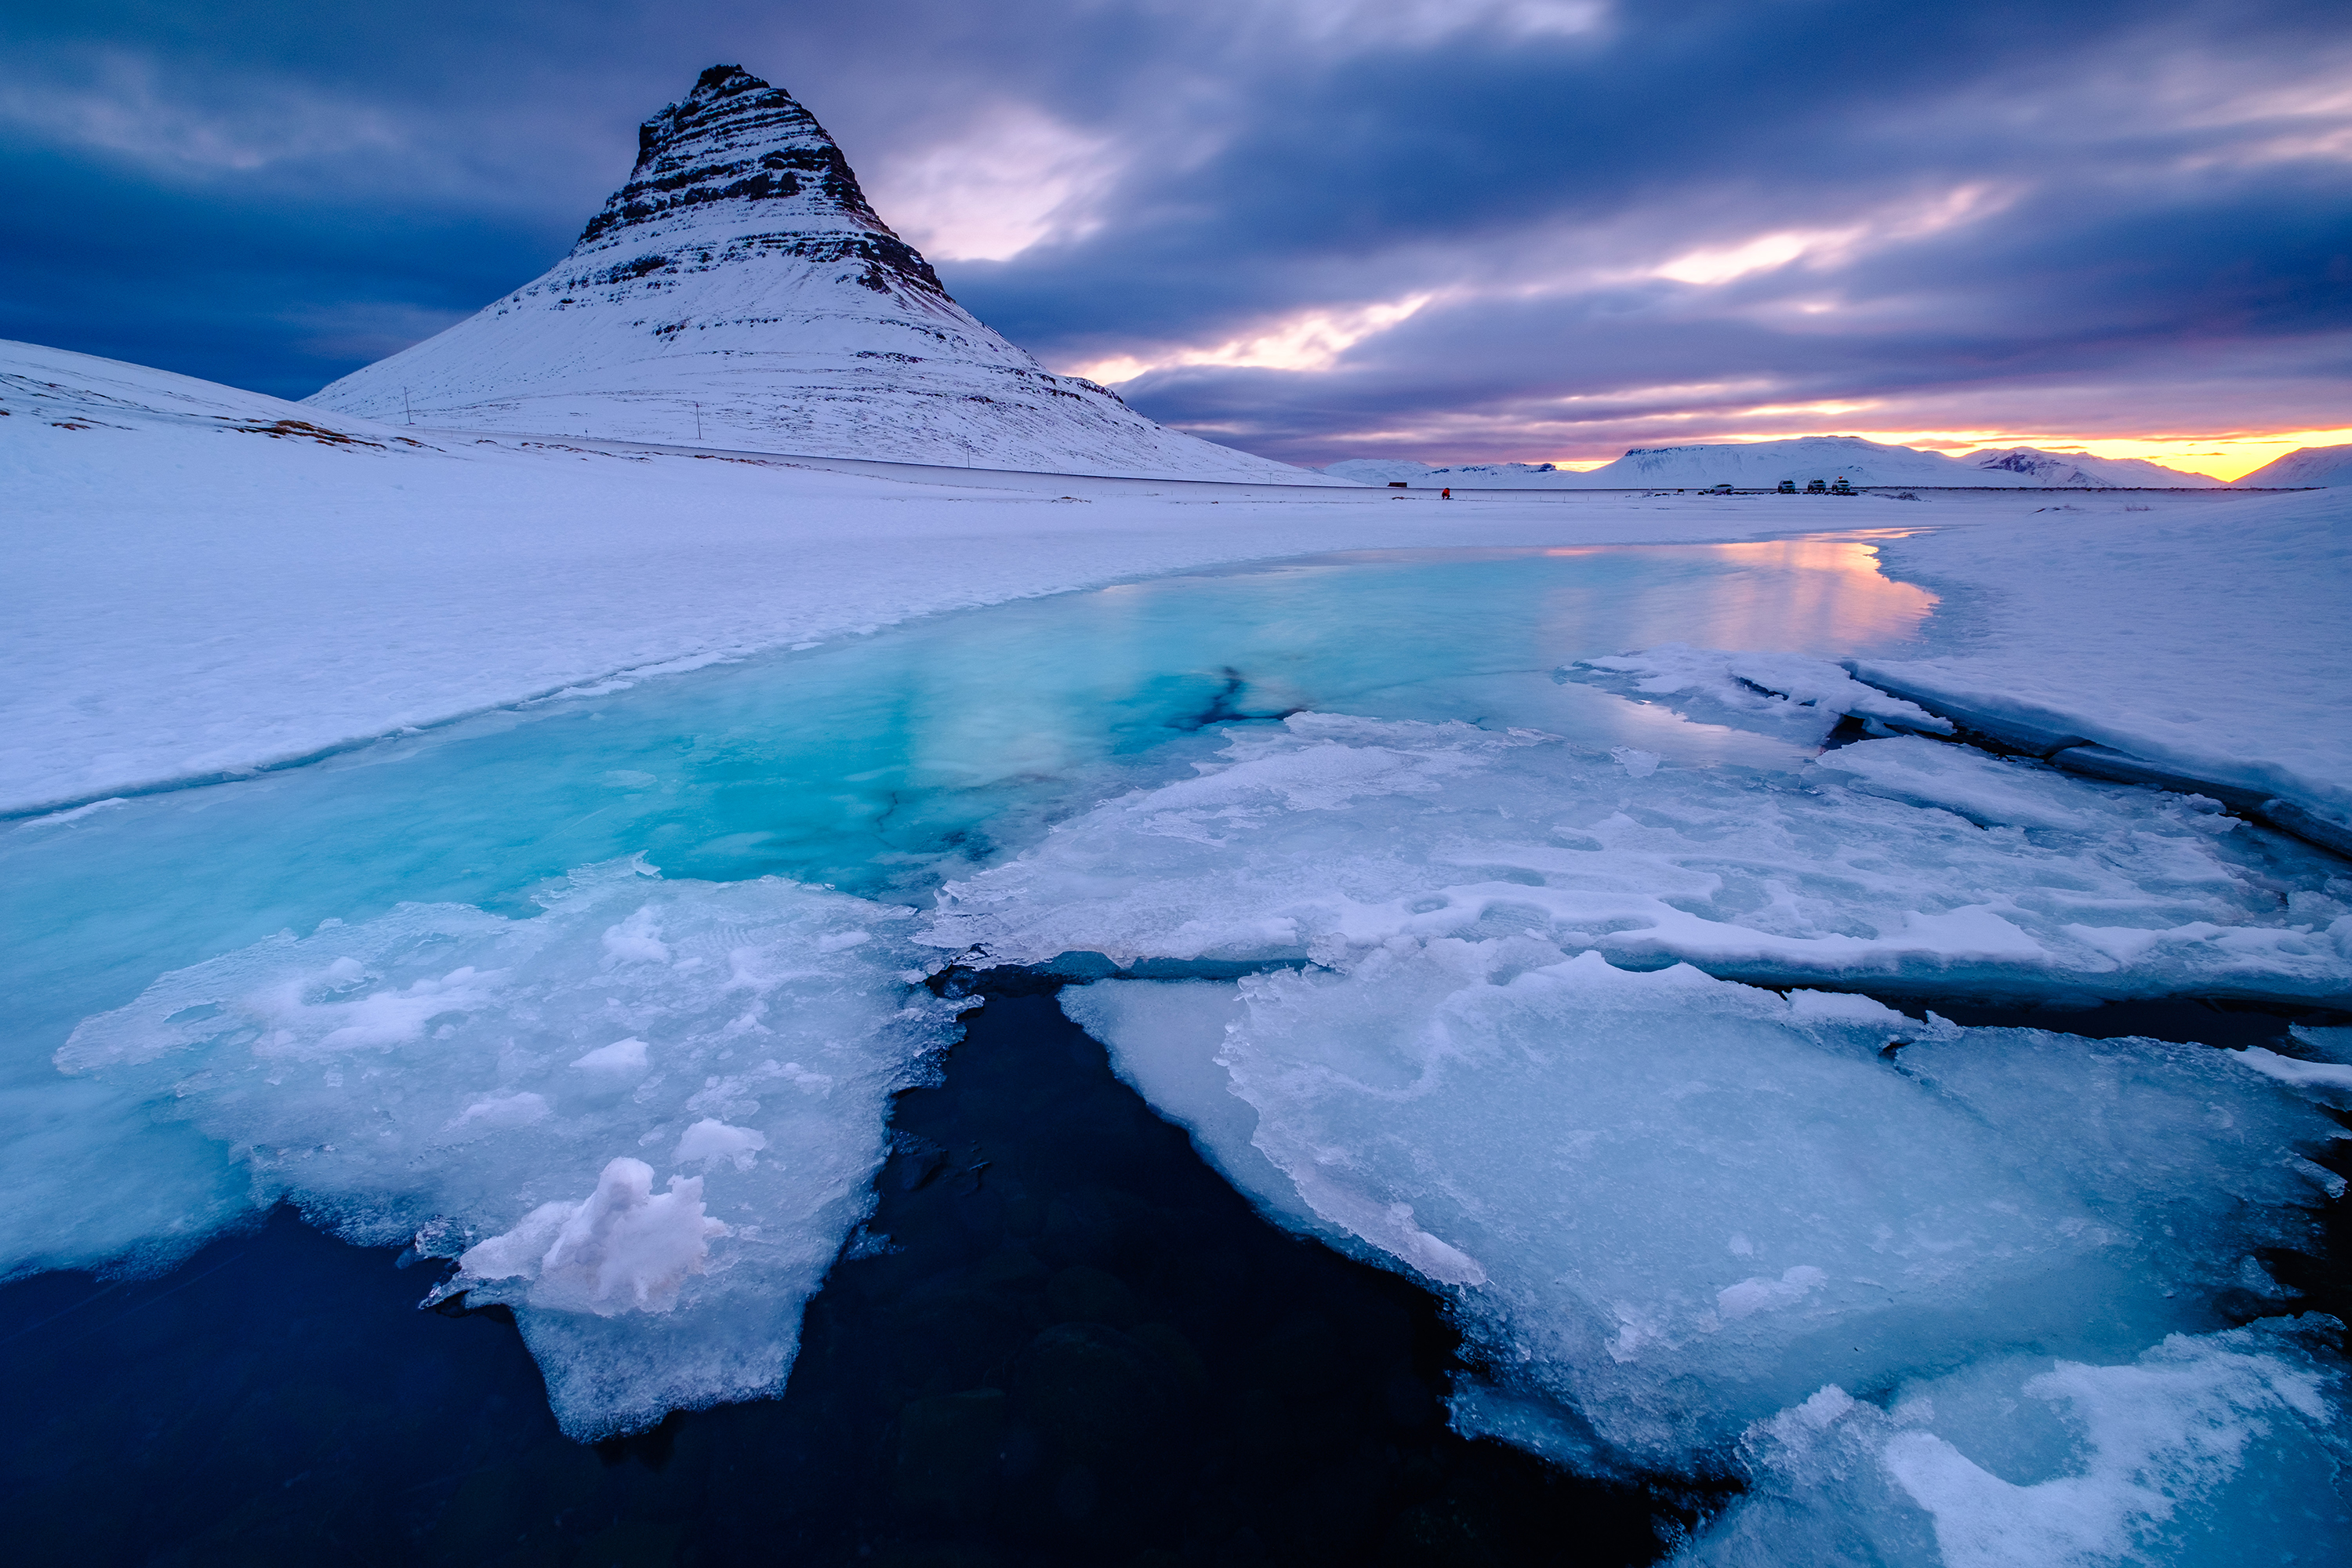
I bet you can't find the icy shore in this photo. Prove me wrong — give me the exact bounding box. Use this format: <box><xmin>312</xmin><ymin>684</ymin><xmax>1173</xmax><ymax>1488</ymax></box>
<box><xmin>11</xmin><ymin>341</ymin><xmax>2344</xmax><ymax>826</ymax></box>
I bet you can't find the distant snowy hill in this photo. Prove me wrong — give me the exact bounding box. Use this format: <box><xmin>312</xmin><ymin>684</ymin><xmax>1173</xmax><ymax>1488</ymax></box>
<box><xmin>1328</xmin><ymin>437</ymin><xmax>2220</xmax><ymax>489</ymax></box>
<box><xmin>2234</xmin><ymin>442</ymin><xmax>2352</xmax><ymax>486</ymax></box>
<box><xmin>1319</xmin><ymin>459</ymin><xmax>1432</xmax><ymax>484</ymax></box>
<box><xmin>6</xmin><ymin>336</ymin><xmax>419</xmax><ymax>447</ymax></box>
<box><xmin>1966</xmin><ymin>446</ymin><xmax>2224</xmax><ymax>488</ymax></box>
<box><xmin>309</xmin><ymin>66</ymin><xmax>1326</xmax><ymax>482</ymax></box>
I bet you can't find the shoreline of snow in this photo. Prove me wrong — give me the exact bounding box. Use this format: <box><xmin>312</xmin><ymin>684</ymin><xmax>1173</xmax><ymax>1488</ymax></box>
<box><xmin>1852</xmin><ymin>489</ymin><xmax>2351</xmax><ymax>827</ymax></box>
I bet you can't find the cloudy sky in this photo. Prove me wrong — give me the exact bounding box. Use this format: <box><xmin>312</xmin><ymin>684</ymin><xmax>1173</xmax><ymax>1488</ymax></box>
<box><xmin>5</xmin><ymin>0</ymin><xmax>2347</xmax><ymax>476</ymax></box>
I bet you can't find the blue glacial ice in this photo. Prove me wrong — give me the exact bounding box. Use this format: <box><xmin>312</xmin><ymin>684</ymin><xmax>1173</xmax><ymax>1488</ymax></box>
<box><xmin>56</xmin><ymin>858</ymin><xmax>967</xmax><ymax>1437</ymax></box>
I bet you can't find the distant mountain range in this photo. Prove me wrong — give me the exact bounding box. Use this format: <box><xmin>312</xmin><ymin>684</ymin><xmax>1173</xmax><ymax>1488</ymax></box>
<box><xmin>1323</xmin><ymin>435</ymin><xmax>2232</xmax><ymax>488</ymax></box>
<box><xmin>309</xmin><ymin>66</ymin><xmax>1327</xmax><ymax>483</ymax></box>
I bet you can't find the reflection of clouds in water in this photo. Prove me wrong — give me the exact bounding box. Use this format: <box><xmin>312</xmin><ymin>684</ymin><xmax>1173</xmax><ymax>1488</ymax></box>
<box><xmin>1540</xmin><ymin>535</ymin><xmax>1936</xmax><ymax>660</ymax></box>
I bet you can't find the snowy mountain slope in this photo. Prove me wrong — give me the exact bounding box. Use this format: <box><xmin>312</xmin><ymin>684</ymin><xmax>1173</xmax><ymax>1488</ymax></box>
<box><xmin>5</xmin><ymin>336</ymin><xmax>423</xmax><ymax>448</ymax></box>
<box><xmin>2234</xmin><ymin>441</ymin><xmax>2352</xmax><ymax>486</ymax></box>
<box><xmin>1319</xmin><ymin>458</ymin><xmax>1429</xmax><ymax>484</ymax></box>
<box><xmin>307</xmin><ymin>66</ymin><xmax>1326</xmax><ymax>483</ymax></box>
<box><xmin>1337</xmin><ymin>437</ymin><xmax>2217</xmax><ymax>488</ymax></box>
<box><xmin>1967</xmin><ymin>445</ymin><xmax>2226</xmax><ymax>487</ymax></box>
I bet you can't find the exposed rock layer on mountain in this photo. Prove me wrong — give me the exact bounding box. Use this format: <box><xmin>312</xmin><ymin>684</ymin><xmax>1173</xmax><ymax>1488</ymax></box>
<box><xmin>310</xmin><ymin>66</ymin><xmax>1325</xmax><ymax>481</ymax></box>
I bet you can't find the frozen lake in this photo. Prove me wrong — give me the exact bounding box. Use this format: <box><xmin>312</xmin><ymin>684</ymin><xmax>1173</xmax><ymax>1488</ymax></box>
<box><xmin>4</xmin><ymin>535</ymin><xmax>2343</xmax><ymax>1566</ymax></box>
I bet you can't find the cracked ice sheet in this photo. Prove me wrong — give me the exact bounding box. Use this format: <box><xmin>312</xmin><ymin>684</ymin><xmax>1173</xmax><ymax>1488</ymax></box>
<box><xmin>1567</xmin><ymin>644</ymin><xmax>1952</xmax><ymax>746</ymax></box>
<box><xmin>1063</xmin><ymin>955</ymin><xmax>2339</xmax><ymax>1474</ymax></box>
<box><xmin>1674</xmin><ymin>1323</ymin><xmax>2347</xmax><ymax>1568</ymax></box>
<box><xmin>53</xmin><ymin>858</ymin><xmax>967</xmax><ymax>1438</ymax></box>
<box><xmin>927</xmin><ymin>716</ymin><xmax>2352</xmax><ymax>1000</ymax></box>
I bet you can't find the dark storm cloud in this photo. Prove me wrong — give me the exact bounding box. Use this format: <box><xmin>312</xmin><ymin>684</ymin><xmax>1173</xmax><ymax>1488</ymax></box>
<box><xmin>2</xmin><ymin>0</ymin><xmax>2344</xmax><ymax>451</ymax></box>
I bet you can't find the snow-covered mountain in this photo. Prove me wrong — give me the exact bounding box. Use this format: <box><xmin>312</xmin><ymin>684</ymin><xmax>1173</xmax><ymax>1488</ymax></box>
<box><xmin>1967</xmin><ymin>447</ymin><xmax>2223</xmax><ymax>487</ymax></box>
<box><xmin>309</xmin><ymin>66</ymin><xmax>1327</xmax><ymax>482</ymax></box>
<box><xmin>1320</xmin><ymin>458</ymin><xmax>1435</xmax><ymax>484</ymax></box>
<box><xmin>1327</xmin><ymin>436</ymin><xmax>2217</xmax><ymax>488</ymax></box>
<box><xmin>2234</xmin><ymin>442</ymin><xmax>2352</xmax><ymax>486</ymax></box>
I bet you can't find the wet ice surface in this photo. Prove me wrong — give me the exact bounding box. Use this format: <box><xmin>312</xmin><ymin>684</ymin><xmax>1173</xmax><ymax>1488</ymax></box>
<box><xmin>933</xmin><ymin>718</ymin><xmax>2352</xmax><ymax>999</ymax></box>
<box><xmin>977</xmin><ymin>705</ymin><xmax>2352</xmax><ymax>1561</ymax></box>
<box><xmin>8</xmin><ymin>538</ymin><xmax>2350</xmax><ymax>1563</ymax></box>
<box><xmin>0</xmin><ymin>542</ymin><xmax>1902</xmax><ymax>1297</ymax></box>
<box><xmin>57</xmin><ymin>859</ymin><xmax>967</xmax><ymax>1436</ymax></box>
<box><xmin>0</xmin><ymin>996</ymin><xmax>1701</xmax><ymax>1566</ymax></box>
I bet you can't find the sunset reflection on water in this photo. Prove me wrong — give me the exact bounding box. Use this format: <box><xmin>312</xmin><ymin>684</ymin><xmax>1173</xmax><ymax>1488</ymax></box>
<box><xmin>1537</xmin><ymin>532</ymin><xmax>1937</xmax><ymax>658</ymax></box>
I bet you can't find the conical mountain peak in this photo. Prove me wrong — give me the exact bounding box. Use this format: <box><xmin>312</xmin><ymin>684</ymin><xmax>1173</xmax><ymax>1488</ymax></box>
<box><xmin>307</xmin><ymin>66</ymin><xmax>1325</xmax><ymax>481</ymax></box>
<box><xmin>577</xmin><ymin>65</ymin><xmax>894</xmax><ymax>252</ymax></box>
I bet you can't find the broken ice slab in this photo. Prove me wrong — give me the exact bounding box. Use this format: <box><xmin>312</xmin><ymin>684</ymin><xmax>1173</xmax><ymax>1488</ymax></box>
<box><xmin>50</xmin><ymin>858</ymin><xmax>969</xmax><ymax>1439</ymax></box>
<box><xmin>929</xmin><ymin>716</ymin><xmax>2352</xmax><ymax>1001</ymax></box>
<box><xmin>1673</xmin><ymin>1320</ymin><xmax>2347</xmax><ymax>1568</ymax></box>
<box><xmin>1064</xmin><ymin>956</ymin><xmax>2338</xmax><ymax>1469</ymax></box>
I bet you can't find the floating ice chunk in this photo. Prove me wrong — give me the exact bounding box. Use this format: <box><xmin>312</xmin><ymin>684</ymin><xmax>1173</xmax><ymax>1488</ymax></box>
<box><xmin>1066</xmin><ymin>956</ymin><xmax>2336</xmax><ymax>1465</ymax></box>
<box><xmin>448</xmin><ymin>1091</ymin><xmax>551</xmax><ymax>1133</ymax></box>
<box><xmin>1785</xmin><ymin>989</ymin><xmax>1911</xmax><ymax>1026</ymax></box>
<box><xmin>1677</xmin><ymin>1322</ymin><xmax>2347</xmax><ymax>1567</ymax></box>
<box><xmin>456</xmin><ymin>1156</ymin><xmax>728</xmax><ymax>1316</ymax></box>
<box><xmin>55</xmin><ymin>858</ymin><xmax>967</xmax><ymax>1438</ymax></box>
<box><xmin>572</xmin><ymin>1036</ymin><xmax>650</xmax><ymax>1074</ymax></box>
<box><xmin>453</xmin><ymin>1200</ymin><xmax>575</xmax><ymax>1283</ymax></box>
<box><xmin>931</xmin><ymin>716</ymin><xmax>2352</xmax><ymax>1000</ymax></box>
<box><xmin>674</xmin><ymin>1118</ymin><xmax>767</xmax><ymax>1170</ymax></box>
<box><xmin>1717</xmin><ymin>1265</ymin><xmax>1827</xmax><ymax>1320</ymax></box>
<box><xmin>1610</xmin><ymin>746</ymin><xmax>1662</xmax><ymax>778</ymax></box>
<box><xmin>1569</xmin><ymin>644</ymin><xmax>1951</xmax><ymax>743</ymax></box>
<box><xmin>601</xmin><ymin>905</ymin><xmax>670</xmax><ymax>965</ymax></box>
<box><xmin>2232</xmin><ymin>1044</ymin><xmax>2352</xmax><ymax>1102</ymax></box>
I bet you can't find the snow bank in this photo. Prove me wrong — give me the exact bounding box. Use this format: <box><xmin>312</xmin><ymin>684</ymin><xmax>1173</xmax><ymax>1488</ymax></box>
<box><xmin>1852</xmin><ymin>488</ymin><xmax>2352</xmax><ymax>822</ymax></box>
<box><xmin>53</xmin><ymin>857</ymin><xmax>967</xmax><ymax>1437</ymax></box>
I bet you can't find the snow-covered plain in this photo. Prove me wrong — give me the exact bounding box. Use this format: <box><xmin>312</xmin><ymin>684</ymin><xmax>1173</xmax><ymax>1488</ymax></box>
<box><xmin>9</xmin><ymin>333</ymin><xmax>2351</xmax><ymax>1561</ymax></box>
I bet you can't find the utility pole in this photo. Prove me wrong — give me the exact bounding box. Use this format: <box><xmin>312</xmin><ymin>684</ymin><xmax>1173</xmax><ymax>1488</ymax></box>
<box><xmin>693</xmin><ymin>401</ymin><xmax>702</xmax><ymax>442</ymax></box>
<box><xmin>403</xmin><ymin>387</ymin><xmax>412</xmax><ymax>426</ymax></box>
